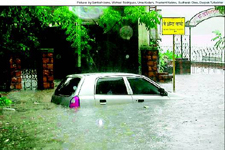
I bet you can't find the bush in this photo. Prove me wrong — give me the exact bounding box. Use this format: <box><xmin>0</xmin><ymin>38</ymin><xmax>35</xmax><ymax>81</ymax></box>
<box><xmin>0</xmin><ymin>96</ymin><xmax>12</xmax><ymax>107</ymax></box>
<box><xmin>159</xmin><ymin>49</ymin><xmax>181</xmax><ymax>72</ymax></box>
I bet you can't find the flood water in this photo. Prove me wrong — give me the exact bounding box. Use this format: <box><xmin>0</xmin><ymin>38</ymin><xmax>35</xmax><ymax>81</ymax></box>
<box><xmin>1</xmin><ymin>69</ymin><xmax>224</xmax><ymax>150</ymax></box>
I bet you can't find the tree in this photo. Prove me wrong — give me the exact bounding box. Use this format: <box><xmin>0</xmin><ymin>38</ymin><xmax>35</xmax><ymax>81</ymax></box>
<box><xmin>0</xmin><ymin>6</ymin><xmax>93</xmax><ymax>72</ymax></box>
<box><xmin>0</xmin><ymin>7</ymin><xmax>43</xmax><ymax>55</ymax></box>
<box><xmin>69</xmin><ymin>6</ymin><xmax>161</xmax><ymax>71</ymax></box>
<box><xmin>0</xmin><ymin>6</ymin><xmax>161</xmax><ymax>70</ymax></box>
<box><xmin>98</xmin><ymin>6</ymin><xmax>161</xmax><ymax>33</ymax></box>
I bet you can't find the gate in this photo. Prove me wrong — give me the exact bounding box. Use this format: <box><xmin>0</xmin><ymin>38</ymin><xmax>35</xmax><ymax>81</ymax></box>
<box><xmin>20</xmin><ymin>52</ymin><xmax>38</xmax><ymax>90</ymax></box>
<box><xmin>21</xmin><ymin>69</ymin><xmax>38</xmax><ymax>90</ymax></box>
<box><xmin>6</xmin><ymin>49</ymin><xmax>54</xmax><ymax>91</ymax></box>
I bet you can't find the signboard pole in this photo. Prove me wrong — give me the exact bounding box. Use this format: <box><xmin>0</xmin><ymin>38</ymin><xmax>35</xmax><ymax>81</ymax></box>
<box><xmin>181</xmin><ymin>35</ymin><xmax>183</xmax><ymax>58</ymax></box>
<box><xmin>162</xmin><ymin>17</ymin><xmax>185</xmax><ymax>93</ymax></box>
<box><xmin>173</xmin><ymin>35</ymin><xmax>175</xmax><ymax>92</ymax></box>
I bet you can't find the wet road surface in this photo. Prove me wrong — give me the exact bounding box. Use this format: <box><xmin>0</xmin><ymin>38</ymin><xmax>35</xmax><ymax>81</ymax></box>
<box><xmin>0</xmin><ymin>69</ymin><xmax>224</xmax><ymax>150</ymax></box>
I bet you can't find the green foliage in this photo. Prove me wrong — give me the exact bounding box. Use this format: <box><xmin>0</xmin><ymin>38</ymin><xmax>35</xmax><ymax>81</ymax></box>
<box><xmin>162</xmin><ymin>50</ymin><xmax>181</xmax><ymax>60</ymax></box>
<box><xmin>149</xmin><ymin>39</ymin><xmax>159</xmax><ymax>50</ymax></box>
<box><xmin>0</xmin><ymin>7</ymin><xmax>41</xmax><ymax>53</ymax></box>
<box><xmin>52</xmin><ymin>6</ymin><xmax>94</xmax><ymax>53</ymax></box>
<box><xmin>98</xmin><ymin>6</ymin><xmax>161</xmax><ymax>34</ymax></box>
<box><xmin>215</xmin><ymin>6</ymin><xmax>225</xmax><ymax>14</ymax></box>
<box><xmin>159</xmin><ymin>49</ymin><xmax>181</xmax><ymax>72</ymax></box>
<box><xmin>124</xmin><ymin>7</ymin><xmax>162</xmax><ymax>30</ymax></box>
<box><xmin>0</xmin><ymin>6</ymin><xmax>162</xmax><ymax>67</ymax></box>
<box><xmin>0</xmin><ymin>96</ymin><xmax>12</xmax><ymax>107</ymax></box>
<box><xmin>98</xmin><ymin>7</ymin><xmax>122</xmax><ymax>34</ymax></box>
<box><xmin>0</xmin><ymin>6</ymin><xmax>94</xmax><ymax>56</ymax></box>
<box><xmin>60</xmin><ymin>6</ymin><xmax>161</xmax><ymax>65</ymax></box>
<box><xmin>211</xmin><ymin>30</ymin><xmax>225</xmax><ymax>49</ymax></box>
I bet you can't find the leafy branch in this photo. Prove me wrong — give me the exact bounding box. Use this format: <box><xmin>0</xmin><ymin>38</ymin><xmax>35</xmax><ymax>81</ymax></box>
<box><xmin>98</xmin><ymin>6</ymin><xmax>162</xmax><ymax>34</ymax></box>
<box><xmin>212</xmin><ymin>30</ymin><xmax>225</xmax><ymax>49</ymax></box>
<box><xmin>215</xmin><ymin>6</ymin><xmax>225</xmax><ymax>14</ymax></box>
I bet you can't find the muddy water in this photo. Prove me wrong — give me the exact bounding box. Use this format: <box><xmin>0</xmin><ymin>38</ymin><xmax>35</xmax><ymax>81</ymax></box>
<box><xmin>0</xmin><ymin>70</ymin><xmax>224</xmax><ymax>150</ymax></box>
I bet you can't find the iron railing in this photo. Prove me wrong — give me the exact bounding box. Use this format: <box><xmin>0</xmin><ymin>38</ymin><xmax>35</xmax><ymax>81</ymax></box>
<box><xmin>21</xmin><ymin>69</ymin><xmax>38</xmax><ymax>90</ymax></box>
<box><xmin>160</xmin><ymin>46</ymin><xmax>224</xmax><ymax>63</ymax></box>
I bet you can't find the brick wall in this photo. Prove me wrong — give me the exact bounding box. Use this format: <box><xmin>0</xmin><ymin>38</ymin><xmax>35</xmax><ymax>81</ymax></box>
<box><xmin>141</xmin><ymin>46</ymin><xmax>173</xmax><ymax>83</ymax></box>
<box><xmin>175</xmin><ymin>58</ymin><xmax>191</xmax><ymax>74</ymax></box>
<box><xmin>141</xmin><ymin>49</ymin><xmax>158</xmax><ymax>82</ymax></box>
<box><xmin>38</xmin><ymin>49</ymin><xmax>54</xmax><ymax>89</ymax></box>
<box><xmin>9</xmin><ymin>57</ymin><xmax>22</xmax><ymax>90</ymax></box>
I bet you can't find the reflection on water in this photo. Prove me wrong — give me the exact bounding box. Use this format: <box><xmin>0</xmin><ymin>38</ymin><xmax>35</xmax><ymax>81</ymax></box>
<box><xmin>52</xmin><ymin>101</ymin><xmax>173</xmax><ymax>150</ymax></box>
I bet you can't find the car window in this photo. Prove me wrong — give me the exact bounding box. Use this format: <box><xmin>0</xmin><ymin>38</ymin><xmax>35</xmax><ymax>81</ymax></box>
<box><xmin>55</xmin><ymin>77</ymin><xmax>81</xmax><ymax>96</ymax></box>
<box><xmin>96</xmin><ymin>77</ymin><xmax>128</xmax><ymax>95</ymax></box>
<box><xmin>127</xmin><ymin>77</ymin><xmax>160</xmax><ymax>95</ymax></box>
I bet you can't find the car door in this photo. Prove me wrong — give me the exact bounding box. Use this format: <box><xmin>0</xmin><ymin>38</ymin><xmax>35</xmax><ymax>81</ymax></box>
<box><xmin>94</xmin><ymin>77</ymin><xmax>133</xmax><ymax>105</ymax></box>
<box><xmin>126</xmin><ymin>77</ymin><xmax>170</xmax><ymax>103</ymax></box>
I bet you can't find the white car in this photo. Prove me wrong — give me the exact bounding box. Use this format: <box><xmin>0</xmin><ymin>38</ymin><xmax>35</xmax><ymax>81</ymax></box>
<box><xmin>51</xmin><ymin>73</ymin><xmax>182</xmax><ymax>108</ymax></box>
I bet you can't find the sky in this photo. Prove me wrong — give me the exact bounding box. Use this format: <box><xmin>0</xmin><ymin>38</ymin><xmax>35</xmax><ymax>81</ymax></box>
<box><xmin>158</xmin><ymin>6</ymin><xmax>225</xmax><ymax>48</ymax></box>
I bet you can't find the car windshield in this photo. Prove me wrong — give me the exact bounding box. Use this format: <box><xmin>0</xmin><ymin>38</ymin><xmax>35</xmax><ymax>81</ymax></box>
<box><xmin>55</xmin><ymin>77</ymin><xmax>81</xmax><ymax>96</ymax></box>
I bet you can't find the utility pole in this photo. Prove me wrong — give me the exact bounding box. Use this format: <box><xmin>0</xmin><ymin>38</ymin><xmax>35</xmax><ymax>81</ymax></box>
<box><xmin>189</xmin><ymin>27</ymin><xmax>192</xmax><ymax>62</ymax></box>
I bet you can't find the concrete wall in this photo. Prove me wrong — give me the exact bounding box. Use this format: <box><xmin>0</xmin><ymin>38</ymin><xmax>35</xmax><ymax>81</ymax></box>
<box><xmin>138</xmin><ymin>6</ymin><xmax>160</xmax><ymax>74</ymax></box>
<box><xmin>138</xmin><ymin>21</ymin><xmax>150</xmax><ymax>48</ymax></box>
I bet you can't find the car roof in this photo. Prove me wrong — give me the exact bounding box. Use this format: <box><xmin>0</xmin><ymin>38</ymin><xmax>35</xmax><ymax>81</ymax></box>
<box><xmin>66</xmin><ymin>72</ymin><xmax>141</xmax><ymax>78</ymax></box>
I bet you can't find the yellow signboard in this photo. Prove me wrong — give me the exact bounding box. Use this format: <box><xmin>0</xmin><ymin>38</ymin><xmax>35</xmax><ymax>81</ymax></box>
<box><xmin>162</xmin><ymin>18</ymin><xmax>185</xmax><ymax>35</ymax></box>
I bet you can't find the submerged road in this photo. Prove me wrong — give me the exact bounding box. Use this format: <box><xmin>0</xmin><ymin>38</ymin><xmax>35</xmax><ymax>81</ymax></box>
<box><xmin>1</xmin><ymin>69</ymin><xmax>224</xmax><ymax>150</ymax></box>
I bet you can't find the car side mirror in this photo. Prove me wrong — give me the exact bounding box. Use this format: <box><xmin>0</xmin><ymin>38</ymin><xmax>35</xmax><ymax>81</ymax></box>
<box><xmin>158</xmin><ymin>88</ymin><xmax>168</xmax><ymax>96</ymax></box>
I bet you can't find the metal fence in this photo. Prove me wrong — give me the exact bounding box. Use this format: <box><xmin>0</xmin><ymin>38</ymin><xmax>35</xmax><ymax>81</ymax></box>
<box><xmin>191</xmin><ymin>47</ymin><xmax>224</xmax><ymax>63</ymax></box>
<box><xmin>160</xmin><ymin>46</ymin><xmax>224</xmax><ymax>63</ymax></box>
<box><xmin>160</xmin><ymin>45</ymin><xmax>225</xmax><ymax>74</ymax></box>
